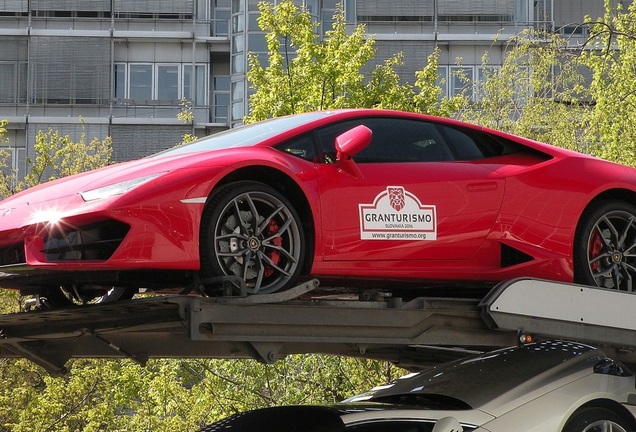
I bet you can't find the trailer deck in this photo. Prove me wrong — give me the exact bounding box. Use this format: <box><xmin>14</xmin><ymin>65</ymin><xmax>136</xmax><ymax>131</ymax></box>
<box><xmin>1</xmin><ymin>278</ymin><xmax>635</xmax><ymax>376</ymax></box>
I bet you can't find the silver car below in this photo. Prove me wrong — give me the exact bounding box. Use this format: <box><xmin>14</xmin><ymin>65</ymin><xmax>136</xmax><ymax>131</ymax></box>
<box><xmin>201</xmin><ymin>341</ymin><xmax>636</xmax><ymax>432</ymax></box>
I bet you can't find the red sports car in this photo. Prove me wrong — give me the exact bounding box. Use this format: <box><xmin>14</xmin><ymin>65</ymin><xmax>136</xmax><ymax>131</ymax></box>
<box><xmin>0</xmin><ymin>109</ymin><xmax>635</xmax><ymax>304</ymax></box>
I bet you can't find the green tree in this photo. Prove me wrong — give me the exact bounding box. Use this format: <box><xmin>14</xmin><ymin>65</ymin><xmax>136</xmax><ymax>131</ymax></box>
<box><xmin>0</xmin><ymin>355</ymin><xmax>405</xmax><ymax>431</ymax></box>
<box><xmin>459</xmin><ymin>2</ymin><xmax>636</xmax><ymax>169</ymax></box>
<box><xmin>581</xmin><ymin>0</ymin><xmax>636</xmax><ymax>166</ymax></box>
<box><xmin>24</xmin><ymin>122</ymin><xmax>112</xmax><ymax>189</ymax></box>
<box><xmin>177</xmin><ymin>99</ymin><xmax>198</xmax><ymax>146</ymax></box>
<box><xmin>0</xmin><ymin>120</ymin><xmax>113</xmax><ymax>198</ymax></box>
<box><xmin>361</xmin><ymin>49</ymin><xmax>467</xmax><ymax>117</ymax></box>
<box><xmin>246</xmin><ymin>0</ymin><xmax>464</xmax><ymax>122</ymax></box>
<box><xmin>459</xmin><ymin>31</ymin><xmax>591</xmax><ymax>153</ymax></box>
<box><xmin>246</xmin><ymin>1</ymin><xmax>375</xmax><ymax>121</ymax></box>
<box><xmin>0</xmin><ymin>119</ymin><xmax>17</xmax><ymax>199</ymax></box>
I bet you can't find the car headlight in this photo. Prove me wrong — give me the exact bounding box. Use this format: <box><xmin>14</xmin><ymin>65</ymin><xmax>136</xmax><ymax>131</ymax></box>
<box><xmin>80</xmin><ymin>172</ymin><xmax>165</xmax><ymax>202</ymax></box>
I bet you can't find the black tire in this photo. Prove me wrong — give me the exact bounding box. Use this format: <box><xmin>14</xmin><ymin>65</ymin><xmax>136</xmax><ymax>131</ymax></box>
<box><xmin>562</xmin><ymin>407</ymin><xmax>631</xmax><ymax>432</ymax></box>
<box><xmin>574</xmin><ymin>201</ymin><xmax>636</xmax><ymax>292</ymax></box>
<box><xmin>89</xmin><ymin>286</ymin><xmax>136</xmax><ymax>304</ymax></box>
<box><xmin>38</xmin><ymin>285</ymin><xmax>135</xmax><ymax>308</ymax></box>
<box><xmin>200</xmin><ymin>181</ymin><xmax>305</xmax><ymax>294</ymax></box>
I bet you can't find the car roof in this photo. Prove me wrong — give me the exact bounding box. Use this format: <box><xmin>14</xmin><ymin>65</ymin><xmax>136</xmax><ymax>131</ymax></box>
<box><xmin>351</xmin><ymin>341</ymin><xmax>605</xmax><ymax>408</ymax></box>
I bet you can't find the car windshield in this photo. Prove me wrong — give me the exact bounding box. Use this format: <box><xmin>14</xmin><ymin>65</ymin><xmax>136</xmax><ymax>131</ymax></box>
<box><xmin>153</xmin><ymin>111</ymin><xmax>332</xmax><ymax>157</ymax></box>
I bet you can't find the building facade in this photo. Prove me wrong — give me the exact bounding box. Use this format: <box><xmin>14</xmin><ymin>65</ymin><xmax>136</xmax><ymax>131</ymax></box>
<box><xmin>0</xmin><ymin>0</ymin><xmax>621</xmax><ymax>178</ymax></box>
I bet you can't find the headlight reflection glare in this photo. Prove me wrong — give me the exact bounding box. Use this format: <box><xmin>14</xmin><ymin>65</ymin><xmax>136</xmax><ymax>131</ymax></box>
<box><xmin>80</xmin><ymin>172</ymin><xmax>165</xmax><ymax>202</ymax></box>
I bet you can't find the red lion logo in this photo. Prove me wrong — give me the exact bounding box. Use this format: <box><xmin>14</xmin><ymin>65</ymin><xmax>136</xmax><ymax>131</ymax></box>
<box><xmin>388</xmin><ymin>187</ymin><xmax>406</xmax><ymax>211</ymax></box>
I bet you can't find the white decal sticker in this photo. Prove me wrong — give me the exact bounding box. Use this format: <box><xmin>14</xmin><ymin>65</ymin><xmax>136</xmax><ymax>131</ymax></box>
<box><xmin>359</xmin><ymin>186</ymin><xmax>437</xmax><ymax>240</ymax></box>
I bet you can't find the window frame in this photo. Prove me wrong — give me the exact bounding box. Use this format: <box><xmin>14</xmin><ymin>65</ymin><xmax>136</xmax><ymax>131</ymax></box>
<box><xmin>0</xmin><ymin>61</ymin><xmax>17</xmax><ymax>103</ymax></box>
<box><xmin>113</xmin><ymin>63</ymin><xmax>207</xmax><ymax>104</ymax></box>
<box><xmin>156</xmin><ymin>63</ymin><xmax>181</xmax><ymax>101</ymax></box>
<box><xmin>128</xmin><ymin>62</ymin><xmax>154</xmax><ymax>100</ymax></box>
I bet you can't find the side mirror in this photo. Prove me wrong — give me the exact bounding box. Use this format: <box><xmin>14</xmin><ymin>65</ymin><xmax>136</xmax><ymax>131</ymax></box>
<box><xmin>432</xmin><ymin>417</ymin><xmax>463</xmax><ymax>432</ymax></box>
<box><xmin>335</xmin><ymin>125</ymin><xmax>372</xmax><ymax>161</ymax></box>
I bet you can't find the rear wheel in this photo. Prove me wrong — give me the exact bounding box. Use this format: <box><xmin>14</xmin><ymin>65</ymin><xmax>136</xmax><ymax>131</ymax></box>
<box><xmin>201</xmin><ymin>181</ymin><xmax>305</xmax><ymax>295</ymax></box>
<box><xmin>562</xmin><ymin>407</ymin><xmax>630</xmax><ymax>432</ymax></box>
<box><xmin>574</xmin><ymin>201</ymin><xmax>636</xmax><ymax>291</ymax></box>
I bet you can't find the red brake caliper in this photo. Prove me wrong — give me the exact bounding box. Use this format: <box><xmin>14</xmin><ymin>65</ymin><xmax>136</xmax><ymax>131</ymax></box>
<box><xmin>264</xmin><ymin>219</ymin><xmax>282</xmax><ymax>277</ymax></box>
<box><xmin>590</xmin><ymin>232</ymin><xmax>602</xmax><ymax>272</ymax></box>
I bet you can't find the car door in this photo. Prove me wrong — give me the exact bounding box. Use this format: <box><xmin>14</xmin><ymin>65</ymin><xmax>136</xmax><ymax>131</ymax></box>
<box><xmin>314</xmin><ymin>117</ymin><xmax>505</xmax><ymax>262</ymax></box>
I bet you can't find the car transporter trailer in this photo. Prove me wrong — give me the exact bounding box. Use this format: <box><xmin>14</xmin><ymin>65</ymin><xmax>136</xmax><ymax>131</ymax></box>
<box><xmin>0</xmin><ymin>278</ymin><xmax>634</xmax><ymax>376</ymax></box>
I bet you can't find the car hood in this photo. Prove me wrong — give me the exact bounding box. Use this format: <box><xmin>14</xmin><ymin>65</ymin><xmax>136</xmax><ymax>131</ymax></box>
<box><xmin>351</xmin><ymin>341</ymin><xmax>609</xmax><ymax>411</ymax></box>
<box><xmin>0</xmin><ymin>150</ymin><xmax>229</xmax><ymax>208</ymax></box>
<box><xmin>200</xmin><ymin>405</ymin><xmax>347</xmax><ymax>432</ymax></box>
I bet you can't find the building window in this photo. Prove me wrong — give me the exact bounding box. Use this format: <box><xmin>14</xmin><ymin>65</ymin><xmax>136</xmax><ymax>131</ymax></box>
<box><xmin>438</xmin><ymin>15</ymin><xmax>514</xmax><ymax>22</ymax></box>
<box><xmin>232</xmin><ymin>54</ymin><xmax>244</xmax><ymax>74</ymax></box>
<box><xmin>184</xmin><ymin>64</ymin><xmax>206</xmax><ymax>105</ymax></box>
<box><xmin>0</xmin><ymin>63</ymin><xmax>15</xmax><ymax>103</ymax></box>
<box><xmin>214</xmin><ymin>9</ymin><xmax>231</xmax><ymax>36</ymax></box>
<box><xmin>213</xmin><ymin>76</ymin><xmax>230</xmax><ymax>123</ymax></box>
<box><xmin>344</xmin><ymin>0</ymin><xmax>355</xmax><ymax>23</ymax></box>
<box><xmin>130</xmin><ymin>64</ymin><xmax>153</xmax><ymax>100</ymax></box>
<box><xmin>114</xmin><ymin>63</ymin><xmax>127</xmax><ymax>100</ymax></box>
<box><xmin>114</xmin><ymin>63</ymin><xmax>207</xmax><ymax>104</ymax></box>
<box><xmin>157</xmin><ymin>65</ymin><xmax>180</xmax><ymax>100</ymax></box>
<box><xmin>231</xmin><ymin>80</ymin><xmax>244</xmax><ymax>122</ymax></box>
<box><xmin>305</xmin><ymin>0</ymin><xmax>319</xmax><ymax>20</ymax></box>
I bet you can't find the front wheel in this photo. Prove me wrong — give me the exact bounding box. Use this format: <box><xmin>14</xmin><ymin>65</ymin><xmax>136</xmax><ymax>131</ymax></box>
<box><xmin>562</xmin><ymin>407</ymin><xmax>630</xmax><ymax>432</ymax></box>
<box><xmin>37</xmin><ymin>285</ymin><xmax>136</xmax><ymax>308</ymax></box>
<box><xmin>574</xmin><ymin>201</ymin><xmax>636</xmax><ymax>292</ymax></box>
<box><xmin>200</xmin><ymin>181</ymin><xmax>305</xmax><ymax>295</ymax></box>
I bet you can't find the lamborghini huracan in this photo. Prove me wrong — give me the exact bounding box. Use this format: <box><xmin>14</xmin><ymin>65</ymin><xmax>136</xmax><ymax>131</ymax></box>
<box><xmin>0</xmin><ymin>109</ymin><xmax>635</xmax><ymax>304</ymax></box>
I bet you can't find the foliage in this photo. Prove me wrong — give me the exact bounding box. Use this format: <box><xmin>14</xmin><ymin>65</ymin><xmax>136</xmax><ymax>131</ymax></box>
<box><xmin>580</xmin><ymin>0</ymin><xmax>636</xmax><ymax>166</ymax></box>
<box><xmin>246</xmin><ymin>1</ymin><xmax>374</xmax><ymax>121</ymax></box>
<box><xmin>0</xmin><ymin>356</ymin><xmax>405</xmax><ymax>431</ymax></box>
<box><xmin>361</xmin><ymin>49</ymin><xmax>468</xmax><ymax>117</ymax></box>
<box><xmin>458</xmin><ymin>31</ymin><xmax>591</xmax><ymax>153</ymax></box>
<box><xmin>177</xmin><ymin>99</ymin><xmax>198</xmax><ymax>146</ymax></box>
<box><xmin>413</xmin><ymin>49</ymin><xmax>468</xmax><ymax>116</ymax></box>
<box><xmin>458</xmin><ymin>2</ymin><xmax>636</xmax><ymax>169</ymax></box>
<box><xmin>245</xmin><ymin>0</ymin><xmax>465</xmax><ymax>123</ymax></box>
<box><xmin>24</xmin><ymin>121</ymin><xmax>112</xmax><ymax>189</ymax></box>
<box><xmin>0</xmin><ymin>119</ymin><xmax>113</xmax><ymax>198</ymax></box>
<box><xmin>0</xmin><ymin>120</ymin><xmax>16</xmax><ymax>199</ymax></box>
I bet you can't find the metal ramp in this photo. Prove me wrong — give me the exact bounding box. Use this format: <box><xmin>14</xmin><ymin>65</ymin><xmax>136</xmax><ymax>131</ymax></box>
<box><xmin>3</xmin><ymin>277</ymin><xmax>636</xmax><ymax>376</ymax></box>
<box><xmin>480</xmin><ymin>278</ymin><xmax>636</xmax><ymax>367</ymax></box>
<box><xmin>0</xmin><ymin>279</ymin><xmax>517</xmax><ymax>376</ymax></box>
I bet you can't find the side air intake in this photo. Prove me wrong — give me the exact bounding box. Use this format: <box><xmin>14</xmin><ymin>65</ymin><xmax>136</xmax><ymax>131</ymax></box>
<box><xmin>501</xmin><ymin>243</ymin><xmax>534</xmax><ymax>268</ymax></box>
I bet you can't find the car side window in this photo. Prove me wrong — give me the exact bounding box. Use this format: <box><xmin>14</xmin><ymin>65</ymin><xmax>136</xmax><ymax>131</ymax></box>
<box><xmin>275</xmin><ymin>134</ymin><xmax>318</xmax><ymax>162</ymax></box>
<box><xmin>437</xmin><ymin>125</ymin><xmax>485</xmax><ymax>160</ymax></box>
<box><xmin>315</xmin><ymin>118</ymin><xmax>454</xmax><ymax>163</ymax></box>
